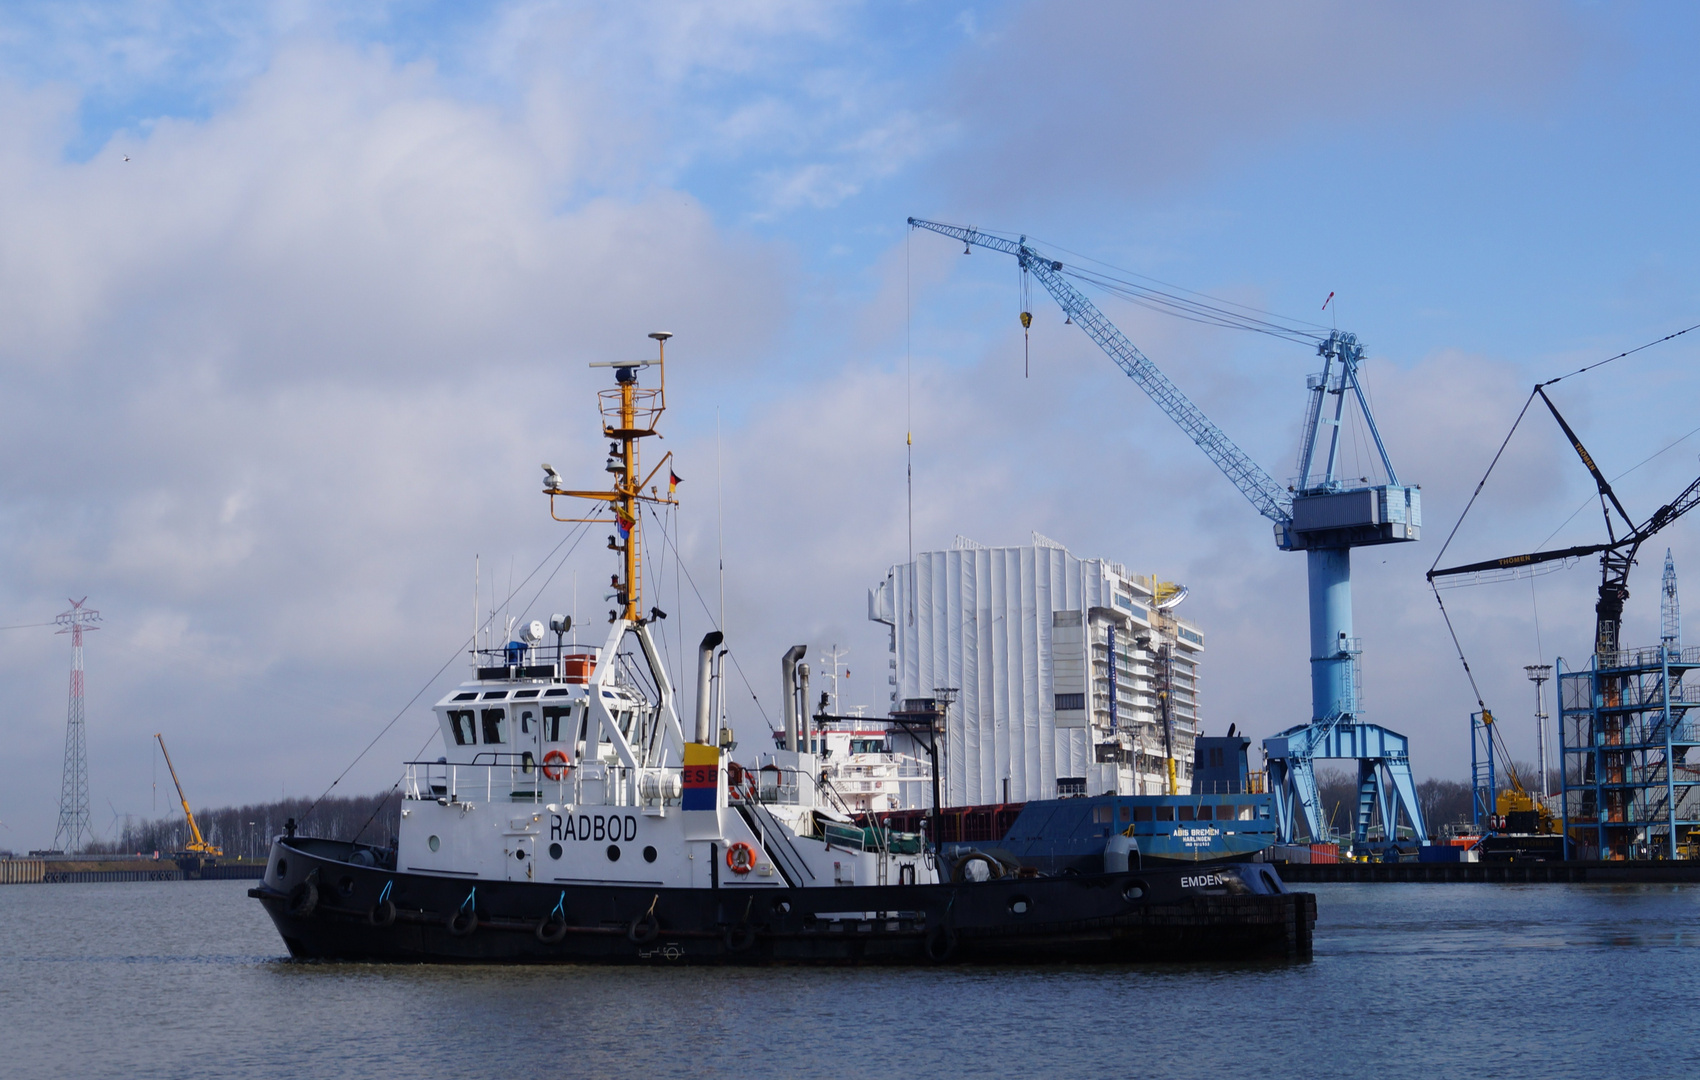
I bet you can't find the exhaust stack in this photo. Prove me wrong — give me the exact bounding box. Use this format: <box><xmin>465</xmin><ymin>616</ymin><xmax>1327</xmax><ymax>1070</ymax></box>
<box><xmin>694</xmin><ymin>631</ymin><xmax>725</xmax><ymax>744</ymax></box>
<box><xmin>781</xmin><ymin>645</ymin><xmax>807</xmax><ymax>751</ymax></box>
<box><xmin>797</xmin><ymin>662</ymin><xmax>812</xmax><ymax>754</ymax></box>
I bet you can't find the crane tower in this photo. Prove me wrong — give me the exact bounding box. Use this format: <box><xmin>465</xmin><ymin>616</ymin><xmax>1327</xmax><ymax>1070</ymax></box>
<box><xmin>51</xmin><ymin>598</ymin><xmax>100</xmax><ymax>853</ymax></box>
<box><xmin>909</xmin><ymin>219</ymin><xmax>1427</xmax><ymax>849</ymax></box>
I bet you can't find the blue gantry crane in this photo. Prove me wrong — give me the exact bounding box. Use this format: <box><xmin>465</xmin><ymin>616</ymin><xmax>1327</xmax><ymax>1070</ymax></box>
<box><xmin>909</xmin><ymin>218</ymin><xmax>1428</xmax><ymax>850</ymax></box>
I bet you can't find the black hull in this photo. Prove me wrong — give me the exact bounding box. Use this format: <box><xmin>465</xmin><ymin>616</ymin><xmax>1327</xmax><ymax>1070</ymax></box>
<box><xmin>251</xmin><ymin>838</ymin><xmax>1314</xmax><ymax>965</ymax></box>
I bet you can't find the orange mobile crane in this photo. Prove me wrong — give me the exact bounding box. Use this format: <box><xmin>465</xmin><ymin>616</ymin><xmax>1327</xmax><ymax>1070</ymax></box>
<box><xmin>155</xmin><ymin>733</ymin><xmax>222</xmax><ymax>857</ymax></box>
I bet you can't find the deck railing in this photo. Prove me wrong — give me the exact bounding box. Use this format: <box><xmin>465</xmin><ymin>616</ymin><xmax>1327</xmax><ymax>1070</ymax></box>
<box><xmin>403</xmin><ymin>757</ymin><xmax>684</xmax><ymax>809</ymax></box>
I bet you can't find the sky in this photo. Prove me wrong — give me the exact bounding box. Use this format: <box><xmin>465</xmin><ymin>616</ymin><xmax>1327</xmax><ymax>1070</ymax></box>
<box><xmin>3</xmin><ymin>0</ymin><xmax>1700</xmax><ymax>846</ymax></box>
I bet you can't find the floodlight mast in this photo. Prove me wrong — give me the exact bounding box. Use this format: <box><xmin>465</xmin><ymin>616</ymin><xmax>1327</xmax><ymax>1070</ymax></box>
<box><xmin>908</xmin><ymin>218</ymin><xmax>1426</xmax><ymax>848</ymax></box>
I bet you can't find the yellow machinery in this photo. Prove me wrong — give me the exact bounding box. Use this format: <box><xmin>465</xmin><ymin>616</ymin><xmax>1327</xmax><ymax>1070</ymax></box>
<box><xmin>1481</xmin><ymin>712</ymin><xmax>1558</xmax><ymax>834</ymax></box>
<box><xmin>155</xmin><ymin>733</ymin><xmax>222</xmax><ymax>857</ymax></box>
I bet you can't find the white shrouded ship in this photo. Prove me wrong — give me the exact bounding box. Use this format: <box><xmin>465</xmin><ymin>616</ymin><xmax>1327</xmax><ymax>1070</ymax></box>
<box><xmin>249</xmin><ymin>334</ymin><xmax>1312</xmax><ymax>964</ymax></box>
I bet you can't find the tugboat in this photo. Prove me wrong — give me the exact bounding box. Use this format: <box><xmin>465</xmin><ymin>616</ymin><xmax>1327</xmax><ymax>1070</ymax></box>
<box><xmin>249</xmin><ymin>334</ymin><xmax>1314</xmax><ymax>964</ymax></box>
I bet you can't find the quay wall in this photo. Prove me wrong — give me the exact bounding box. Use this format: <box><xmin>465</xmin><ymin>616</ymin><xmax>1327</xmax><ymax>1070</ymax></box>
<box><xmin>1278</xmin><ymin>859</ymin><xmax>1700</xmax><ymax>884</ymax></box>
<box><xmin>0</xmin><ymin>856</ymin><xmax>266</xmax><ymax>884</ymax></box>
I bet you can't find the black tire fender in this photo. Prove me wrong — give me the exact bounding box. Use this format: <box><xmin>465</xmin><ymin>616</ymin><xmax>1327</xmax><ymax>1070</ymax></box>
<box><xmin>535</xmin><ymin>916</ymin><xmax>568</xmax><ymax>944</ymax></box>
<box><xmin>286</xmin><ymin>870</ymin><xmax>319</xmax><ymax>917</ymax></box>
<box><xmin>447</xmin><ymin>908</ymin><xmax>478</xmax><ymax>937</ymax></box>
<box><xmin>627</xmin><ymin>912</ymin><xmax>660</xmax><ymax>944</ymax></box>
<box><xmin>367</xmin><ymin>899</ymin><xmax>397</xmax><ymax>928</ymax></box>
<box><xmin>723</xmin><ymin>923</ymin><xmax>757</xmax><ymax>952</ymax></box>
<box><xmin>923</xmin><ymin>923</ymin><xmax>959</xmax><ymax>962</ymax></box>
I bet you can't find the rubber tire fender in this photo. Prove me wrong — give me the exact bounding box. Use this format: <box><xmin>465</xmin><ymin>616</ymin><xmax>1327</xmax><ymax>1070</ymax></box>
<box><xmin>286</xmin><ymin>870</ymin><xmax>319</xmax><ymax>918</ymax></box>
<box><xmin>627</xmin><ymin>912</ymin><xmax>661</xmax><ymax>945</ymax></box>
<box><xmin>536</xmin><ymin>916</ymin><xmax>569</xmax><ymax>945</ymax></box>
<box><xmin>447</xmin><ymin>908</ymin><xmax>479</xmax><ymax>937</ymax></box>
<box><xmin>722</xmin><ymin>923</ymin><xmax>757</xmax><ymax>952</ymax></box>
<box><xmin>367</xmin><ymin>899</ymin><xmax>397</xmax><ymax>928</ymax></box>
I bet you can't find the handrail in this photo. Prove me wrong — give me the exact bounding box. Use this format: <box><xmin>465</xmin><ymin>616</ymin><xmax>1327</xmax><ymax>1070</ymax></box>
<box><xmin>403</xmin><ymin>759</ymin><xmax>687</xmax><ymax>809</ymax></box>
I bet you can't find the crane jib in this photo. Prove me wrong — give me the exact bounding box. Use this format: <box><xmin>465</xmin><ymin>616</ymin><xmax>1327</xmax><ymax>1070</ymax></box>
<box><xmin>908</xmin><ymin>217</ymin><xmax>1421</xmax><ymax>538</ymax></box>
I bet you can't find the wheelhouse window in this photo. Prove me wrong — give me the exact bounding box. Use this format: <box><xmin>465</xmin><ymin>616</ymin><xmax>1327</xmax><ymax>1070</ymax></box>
<box><xmin>447</xmin><ymin>710</ymin><xmax>476</xmax><ymax>745</ymax></box>
<box><xmin>481</xmin><ymin>708</ymin><xmax>507</xmax><ymax>744</ymax></box>
<box><xmin>518</xmin><ymin>709</ymin><xmax>535</xmax><ymax>735</ymax></box>
<box><xmin>543</xmin><ymin>705</ymin><xmax>573</xmax><ymax>742</ymax></box>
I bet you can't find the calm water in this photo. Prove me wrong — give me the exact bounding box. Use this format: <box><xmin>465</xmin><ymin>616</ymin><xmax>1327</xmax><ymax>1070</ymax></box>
<box><xmin>0</xmin><ymin>879</ymin><xmax>1695</xmax><ymax>1079</ymax></box>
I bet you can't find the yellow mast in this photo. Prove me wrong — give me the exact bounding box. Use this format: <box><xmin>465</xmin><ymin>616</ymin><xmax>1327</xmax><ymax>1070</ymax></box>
<box><xmin>155</xmin><ymin>733</ymin><xmax>221</xmax><ymax>857</ymax></box>
<box><xmin>544</xmin><ymin>332</ymin><xmax>678</xmax><ymax>623</ymax></box>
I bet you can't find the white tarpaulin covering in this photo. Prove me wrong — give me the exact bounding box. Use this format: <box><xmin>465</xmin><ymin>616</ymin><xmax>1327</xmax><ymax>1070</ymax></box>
<box><xmin>873</xmin><ymin>541</ymin><xmax>1137</xmax><ymax>804</ymax></box>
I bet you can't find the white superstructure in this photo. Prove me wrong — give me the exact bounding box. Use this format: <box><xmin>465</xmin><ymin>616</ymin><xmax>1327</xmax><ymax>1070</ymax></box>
<box><xmin>870</xmin><ymin>533</ymin><xmax>1203</xmax><ymax>805</ymax></box>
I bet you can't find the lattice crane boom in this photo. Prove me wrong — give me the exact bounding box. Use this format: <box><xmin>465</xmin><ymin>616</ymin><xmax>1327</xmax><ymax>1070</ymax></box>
<box><xmin>908</xmin><ymin>218</ymin><xmax>1294</xmax><ymax>524</ymax></box>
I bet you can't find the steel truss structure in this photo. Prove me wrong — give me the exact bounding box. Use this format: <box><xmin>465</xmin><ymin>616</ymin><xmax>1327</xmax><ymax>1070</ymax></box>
<box><xmin>1559</xmin><ymin>644</ymin><xmax>1700</xmax><ymax>859</ymax></box>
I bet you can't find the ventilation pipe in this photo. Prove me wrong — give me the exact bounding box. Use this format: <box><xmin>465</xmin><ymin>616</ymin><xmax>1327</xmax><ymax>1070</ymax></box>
<box><xmin>694</xmin><ymin>631</ymin><xmax>724</xmax><ymax>744</ymax></box>
<box><xmin>781</xmin><ymin>645</ymin><xmax>807</xmax><ymax>751</ymax></box>
<box><xmin>797</xmin><ymin>663</ymin><xmax>812</xmax><ymax>755</ymax></box>
<box><xmin>713</xmin><ymin>648</ymin><xmax>728</xmax><ymax>745</ymax></box>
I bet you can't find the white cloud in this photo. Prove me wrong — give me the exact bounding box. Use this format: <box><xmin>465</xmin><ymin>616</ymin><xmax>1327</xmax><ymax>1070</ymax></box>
<box><xmin>0</xmin><ymin>36</ymin><xmax>795</xmax><ymax>841</ymax></box>
<box><xmin>938</xmin><ymin>0</ymin><xmax>1586</xmax><ymax>210</ymax></box>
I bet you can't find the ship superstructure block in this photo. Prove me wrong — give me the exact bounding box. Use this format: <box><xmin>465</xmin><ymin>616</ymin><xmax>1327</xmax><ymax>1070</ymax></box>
<box><xmin>871</xmin><ymin>535</ymin><xmax>1204</xmax><ymax>805</ymax></box>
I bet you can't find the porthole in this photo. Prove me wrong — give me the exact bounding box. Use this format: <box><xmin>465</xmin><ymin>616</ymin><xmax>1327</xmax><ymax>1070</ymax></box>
<box><xmin>643</xmin><ymin>845</ymin><xmax>657</xmax><ymax>863</ymax></box>
<box><xmin>515</xmin><ymin>848</ymin><xmax>527</xmax><ymax>861</ymax></box>
<box><xmin>606</xmin><ymin>844</ymin><xmax>621</xmax><ymax>862</ymax></box>
<box><xmin>549</xmin><ymin>842</ymin><xmax>563</xmax><ymax>860</ymax></box>
<box><xmin>1122</xmin><ymin>881</ymin><xmax>1148</xmax><ymax>902</ymax></box>
<box><xmin>428</xmin><ymin>835</ymin><xmax>441</xmax><ymax>852</ymax></box>
<box><xmin>1009</xmin><ymin>896</ymin><xmax>1031</xmax><ymax>915</ymax></box>
<box><xmin>275</xmin><ymin>858</ymin><xmax>288</xmax><ymax>877</ymax></box>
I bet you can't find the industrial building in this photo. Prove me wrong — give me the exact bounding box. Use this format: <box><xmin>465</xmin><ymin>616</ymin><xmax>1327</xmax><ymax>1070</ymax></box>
<box><xmin>869</xmin><ymin>533</ymin><xmax>1204</xmax><ymax>805</ymax></box>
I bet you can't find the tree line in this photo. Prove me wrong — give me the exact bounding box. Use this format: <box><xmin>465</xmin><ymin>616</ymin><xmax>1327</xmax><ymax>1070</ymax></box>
<box><xmin>85</xmin><ymin>790</ymin><xmax>402</xmax><ymax>859</ymax></box>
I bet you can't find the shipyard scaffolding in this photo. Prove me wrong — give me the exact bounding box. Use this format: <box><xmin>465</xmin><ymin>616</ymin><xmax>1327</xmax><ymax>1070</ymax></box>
<box><xmin>1559</xmin><ymin>643</ymin><xmax>1700</xmax><ymax>859</ymax></box>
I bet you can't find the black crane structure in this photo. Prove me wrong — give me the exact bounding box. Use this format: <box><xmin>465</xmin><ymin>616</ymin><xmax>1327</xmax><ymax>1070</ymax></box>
<box><xmin>1428</xmin><ymin>386</ymin><xmax>1700</xmax><ymax>656</ymax></box>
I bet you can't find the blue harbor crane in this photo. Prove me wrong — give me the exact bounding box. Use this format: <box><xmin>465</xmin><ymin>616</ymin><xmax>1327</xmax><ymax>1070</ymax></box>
<box><xmin>909</xmin><ymin>218</ymin><xmax>1427</xmax><ymax>850</ymax></box>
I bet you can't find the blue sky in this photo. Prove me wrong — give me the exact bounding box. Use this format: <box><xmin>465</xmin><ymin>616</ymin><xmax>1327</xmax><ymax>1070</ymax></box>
<box><xmin>1</xmin><ymin>1</ymin><xmax>1698</xmax><ymax>844</ymax></box>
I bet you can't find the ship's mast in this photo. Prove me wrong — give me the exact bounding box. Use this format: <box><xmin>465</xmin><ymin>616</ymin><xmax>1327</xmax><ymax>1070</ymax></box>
<box><xmin>544</xmin><ymin>332</ymin><xmax>677</xmax><ymax>622</ymax></box>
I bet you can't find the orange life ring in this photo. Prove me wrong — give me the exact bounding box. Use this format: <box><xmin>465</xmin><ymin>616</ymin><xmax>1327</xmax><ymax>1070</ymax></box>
<box><xmin>542</xmin><ymin>750</ymin><xmax>571</xmax><ymax>781</ymax></box>
<box><xmin>726</xmin><ymin>841</ymin><xmax>757</xmax><ymax>875</ymax></box>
